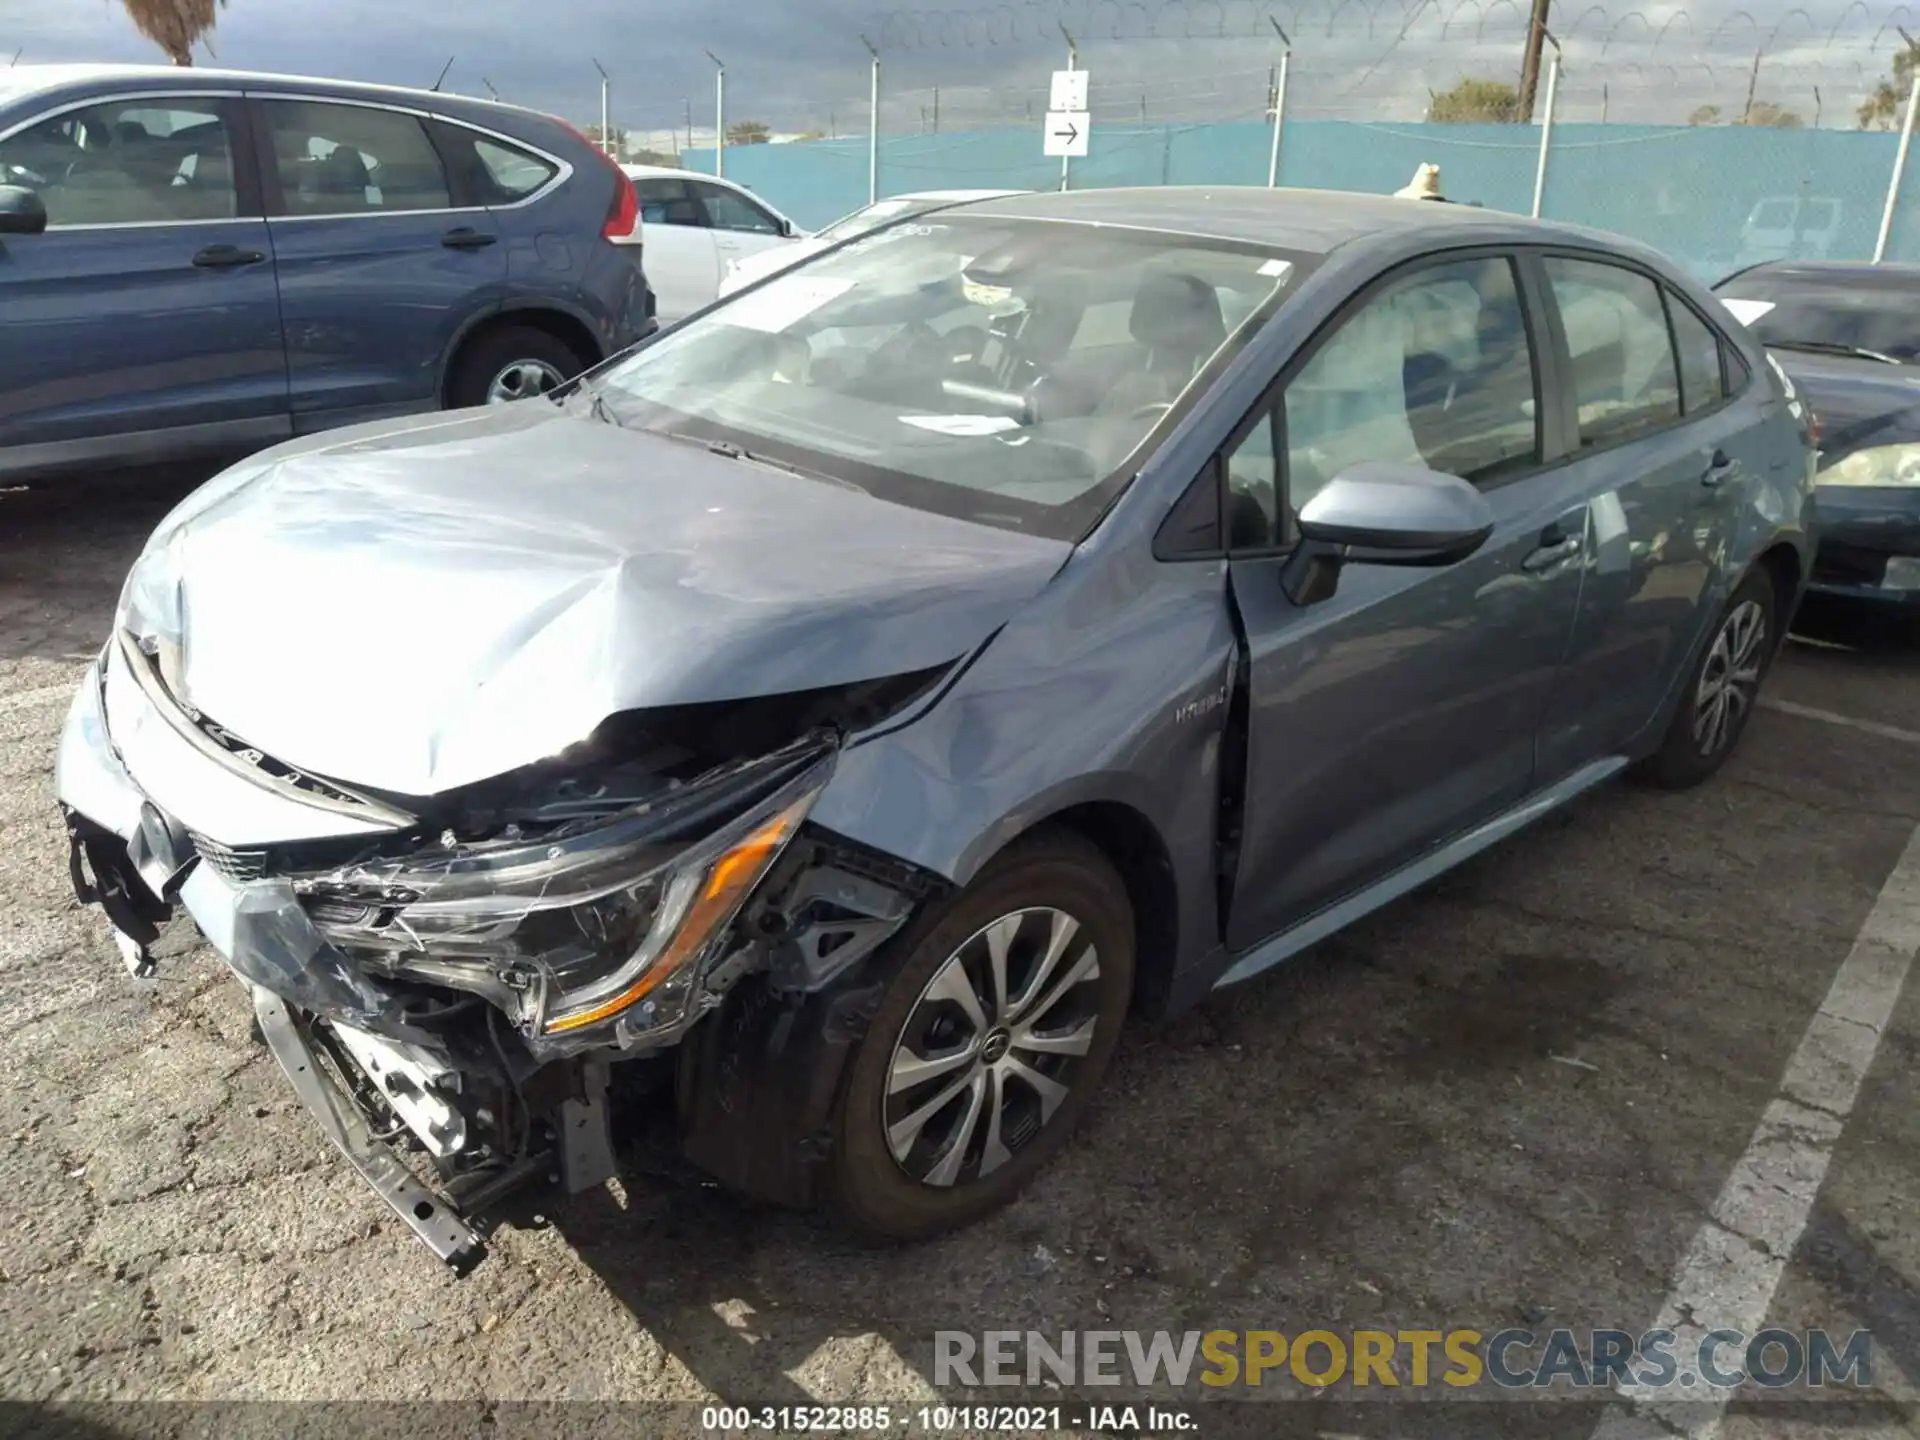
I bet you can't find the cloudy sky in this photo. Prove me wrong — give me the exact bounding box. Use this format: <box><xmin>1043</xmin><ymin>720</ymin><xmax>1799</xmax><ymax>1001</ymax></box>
<box><xmin>5</xmin><ymin>0</ymin><xmax>1912</xmax><ymax>133</ymax></box>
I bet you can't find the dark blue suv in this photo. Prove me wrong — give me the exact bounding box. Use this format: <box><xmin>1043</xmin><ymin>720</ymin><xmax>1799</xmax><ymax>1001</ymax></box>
<box><xmin>0</xmin><ymin>65</ymin><xmax>654</xmax><ymax>480</ymax></box>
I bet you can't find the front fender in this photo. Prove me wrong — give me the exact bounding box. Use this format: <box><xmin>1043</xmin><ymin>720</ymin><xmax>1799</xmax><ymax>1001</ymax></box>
<box><xmin>808</xmin><ymin>540</ymin><xmax>1235</xmax><ymax>988</ymax></box>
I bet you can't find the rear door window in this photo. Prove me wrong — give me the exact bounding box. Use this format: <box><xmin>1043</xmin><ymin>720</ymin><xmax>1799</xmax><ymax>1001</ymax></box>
<box><xmin>262</xmin><ymin>99</ymin><xmax>451</xmax><ymax>216</ymax></box>
<box><xmin>1543</xmin><ymin>257</ymin><xmax>1682</xmax><ymax>449</ymax></box>
<box><xmin>0</xmin><ymin>97</ymin><xmax>240</xmax><ymax>225</ymax></box>
<box><xmin>1668</xmin><ymin>294</ymin><xmax>1727</xmax><ymax>414</ymax></box>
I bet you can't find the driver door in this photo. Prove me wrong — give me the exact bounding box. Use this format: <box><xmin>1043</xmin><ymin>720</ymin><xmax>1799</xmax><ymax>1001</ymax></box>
<box><xmin>1221</xmin><ymin>250</ymin><xmax>1589</xmax><ymax>952</ymax></box>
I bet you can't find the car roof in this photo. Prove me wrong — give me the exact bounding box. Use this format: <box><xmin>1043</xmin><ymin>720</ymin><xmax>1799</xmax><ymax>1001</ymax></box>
<box><xmin>946</xmin><ymin>185</ymin><xmax>1614</xmax><ymax>258</ymax></box>
<box><xmin>0</xmin><ymin>62</ymin><xmax>546</xmax><ymax>128</ymax></box>
<box><xmin>893</xmin><ymin>189</ymin><xmax>1027</xmax><ymax>202</ymax></box>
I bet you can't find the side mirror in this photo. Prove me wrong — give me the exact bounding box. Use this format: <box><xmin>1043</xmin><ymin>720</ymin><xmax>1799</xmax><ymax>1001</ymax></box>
<box><xmin>1281</xmin><ymin>460</ymin><xmax>1496</xmax><ymax>606</ymax></box>
<box><xmin>0</xmin><ymin>185</ymin><xmax>48</xmax><ymax>236</ymax></box>
<box><xmin>778</xmin><ymin>217</ymin><xmax>797</xmax><ymax>238</ymax></box>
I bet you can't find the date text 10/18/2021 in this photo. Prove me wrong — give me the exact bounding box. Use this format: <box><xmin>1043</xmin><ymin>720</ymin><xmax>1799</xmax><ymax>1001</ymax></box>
<box><xmin>700</xmin><ymin>1406</ymin><xmax>1195</xmax><ymax>1433</ymax></box>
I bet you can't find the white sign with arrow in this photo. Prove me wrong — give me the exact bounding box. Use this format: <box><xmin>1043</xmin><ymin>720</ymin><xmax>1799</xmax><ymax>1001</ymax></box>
<box><xmin>1044</xmin><ymin>109</ymin><xmax>1090</xmax><ymax>158</ymax></box>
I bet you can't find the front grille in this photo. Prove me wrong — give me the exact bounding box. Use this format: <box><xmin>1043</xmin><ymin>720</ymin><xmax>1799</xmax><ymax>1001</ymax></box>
<box><xmin>188</xmin><ymin>831</ymin><xmax>270</xmax><ymax>884</ymax></box>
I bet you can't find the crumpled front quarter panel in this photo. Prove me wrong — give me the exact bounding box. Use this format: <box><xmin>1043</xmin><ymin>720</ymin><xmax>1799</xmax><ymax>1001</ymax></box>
<box><xmin>810</xmin><ymin>533</ymin><xmax>1238</xmax><ymax>988</ymax></box>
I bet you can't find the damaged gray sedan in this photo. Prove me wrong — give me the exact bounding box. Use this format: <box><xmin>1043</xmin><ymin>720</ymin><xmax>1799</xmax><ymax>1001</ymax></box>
<box><xmin>57</xmin><ymin>188</ymin><xmax>1814</xmax><ymax>1270</ymax></box>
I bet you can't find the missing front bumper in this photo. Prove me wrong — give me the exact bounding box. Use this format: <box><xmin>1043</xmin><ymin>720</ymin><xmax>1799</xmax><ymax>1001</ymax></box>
<box><xmin>250</xmin><ymin>987</ymin><xmax>488</xmax><ymax>1275</ymax></box>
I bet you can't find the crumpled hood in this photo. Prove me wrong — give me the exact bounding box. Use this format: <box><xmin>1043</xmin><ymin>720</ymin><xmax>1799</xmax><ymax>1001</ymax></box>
<box><xmin>138</xmin><ymin>403</ymin><xmax>1069</xmax><ymax>797</ymax></box>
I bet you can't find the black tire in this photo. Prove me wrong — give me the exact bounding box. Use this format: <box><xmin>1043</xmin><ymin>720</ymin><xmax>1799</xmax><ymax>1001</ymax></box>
<box><xmin>826</xmin><ymin>829</ymin><xmax>1134</xmax><ymax>1241</ymax></box>
<box><xmin>1634</xmin><ymin>566</ymin><xmax>1780</xmax><ymax>790</ymax></box>
<box><xmin>446</xmin><ymin>324</ymin><xmax>588</xmax><ymax>410</ymax></box>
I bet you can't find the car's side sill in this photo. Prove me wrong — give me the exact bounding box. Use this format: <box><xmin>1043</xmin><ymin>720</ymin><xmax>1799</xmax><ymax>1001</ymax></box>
<box><xmin>0</xmin><ymin>415</ymin><xmax>293</xmax><ymax>481</ymax></box>
<box><xmin>1212</xmin><ymin>755</ymin><xmax>1630</xmax><ymax>992</ymax></box>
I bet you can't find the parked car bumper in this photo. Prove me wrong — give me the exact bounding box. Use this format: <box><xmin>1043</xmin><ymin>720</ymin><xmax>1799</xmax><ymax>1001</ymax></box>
<box><xmin>1807</xmin><ymin>484</ymin><xmax>1920</xmax><ymax>608</ymax></box>
<box><xmin>53</xmin><ymin>653</ymin><xmax>586</xmax><ymax>1272</ymax></box>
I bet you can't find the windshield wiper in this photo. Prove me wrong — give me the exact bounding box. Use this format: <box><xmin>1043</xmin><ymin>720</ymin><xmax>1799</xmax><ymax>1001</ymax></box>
<box><xmin>1766</xmin><ymin>339</ymin><xmax>1904</xmax><ymax>366</ymax></box>
<box><xmin>703</xmin><ymin>437</ymin><xmax>865</xmax><ymax>492</ymax></box>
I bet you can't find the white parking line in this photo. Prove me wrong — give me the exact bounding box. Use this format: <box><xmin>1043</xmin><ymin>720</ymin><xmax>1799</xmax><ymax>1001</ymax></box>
<box><xmin>1592</xmin><ymin>822</ymin><xmax>1920</xmax><ymax>1439</ymax></box>
<box><xmin>1759</xmin><ymin>696</ymin><xmax>1920</xmax><ymax>747</ymax></box>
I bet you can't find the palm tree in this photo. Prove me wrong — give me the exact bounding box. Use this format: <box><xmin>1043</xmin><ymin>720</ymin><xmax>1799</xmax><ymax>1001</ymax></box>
<box><xmin>117</xmin><ymin>0</ymin><xmax>226</xmax><ymax>67</ymax></box>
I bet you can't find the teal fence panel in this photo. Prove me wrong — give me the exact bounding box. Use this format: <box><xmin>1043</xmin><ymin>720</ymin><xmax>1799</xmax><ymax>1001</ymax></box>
<box><xmin>689</xmin><ymin>119</ymin><xmax>1913</xmax><ymax>281</ymax></box>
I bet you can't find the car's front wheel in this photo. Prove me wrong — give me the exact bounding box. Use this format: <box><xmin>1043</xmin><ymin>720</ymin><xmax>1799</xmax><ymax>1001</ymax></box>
<box><xmin>827</xmin><ymin>830</ymin><xmax>1134</xmax><ymax>1241</ymax></box>
<box><xmin>1637</xmin><ymin>566</ymin><xmax>1780</xmax><ymax>789</ymax></box>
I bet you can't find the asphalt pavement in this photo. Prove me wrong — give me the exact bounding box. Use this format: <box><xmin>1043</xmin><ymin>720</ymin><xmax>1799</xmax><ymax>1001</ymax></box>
<box><xmin>1</xmin><ymin>473</ymin><xmax>1917</xmax><ymax>1439</ymax></box>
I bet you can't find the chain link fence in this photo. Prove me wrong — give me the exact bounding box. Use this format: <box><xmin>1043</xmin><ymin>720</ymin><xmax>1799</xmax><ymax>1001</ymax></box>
<box><xmin>587</xmin><ymin>0</ymin><xmax>1920</xmax><ymax>280</ymax></box>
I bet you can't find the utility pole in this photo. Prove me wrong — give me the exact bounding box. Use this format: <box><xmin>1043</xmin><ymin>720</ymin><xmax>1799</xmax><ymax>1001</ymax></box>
<box><xmin>862</xmin><ymin>34</ymin><xmax>881</xmax><ymax>205</ymax></box>
<box><xmin>684</xmin><ymin>99</ymin><xmax>693</xmax><ymax>155</ymax></box>
<box><xmin>1059</xmin><ymin>22</ymin><xmax>1078</xmax><ymax>193</ymax></box>
<box><xmin>1516</xmin><ymin>0</ymin><xmax>1552</xmax><ymax>122</ymax></box>
<box><xmin>1266</xmin><ymin>19</ymin><xmax>1292</xmax><ymax>188</ymax></box>
<box><xmin>706</xmin><ymin>50</ymin><xmax>725</xmax><ymax>177</ymax></box>
<box><xmin>932</xmin><ymin>87</ymin><xmax>939</xmax><ymax>134</ymax></box>
<box><xmin>592</xmin><ymin>59</ymin><xmax>611</xmax><ymax>156</ymax></box>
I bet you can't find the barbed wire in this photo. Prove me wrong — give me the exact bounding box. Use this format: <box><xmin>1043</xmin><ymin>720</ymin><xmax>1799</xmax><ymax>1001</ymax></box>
<box><xmin>571</xmin><ymin>0</ymin><xmax>1920</xmax><ymax>142</ymax></box>
<box><xmin>868</xmin><ymin>0</ymin><xmax>1920</xmax><ymax>52</ymax></box>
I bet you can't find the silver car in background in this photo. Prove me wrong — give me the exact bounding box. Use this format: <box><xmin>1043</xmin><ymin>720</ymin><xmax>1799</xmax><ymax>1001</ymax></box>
<box><xmin>56</xmin><ymin>188</ymin><xmax>1814</xmax><ymax>1270</ymax></box>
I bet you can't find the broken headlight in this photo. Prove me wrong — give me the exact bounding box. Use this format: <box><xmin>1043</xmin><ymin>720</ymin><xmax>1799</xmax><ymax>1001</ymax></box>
<box><xmin>296</xmin><ymin>750</ymin><xmax>829</xmax><ymax>1047</ymax></box>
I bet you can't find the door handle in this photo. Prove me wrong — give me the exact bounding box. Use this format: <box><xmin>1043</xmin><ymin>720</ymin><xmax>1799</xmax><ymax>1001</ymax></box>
<box><xmin>1702</xmin><ymin>449</ymin><xmax>1738</xmax><ymax>487</ymax></box>
<box><xmin>192</xmin><ymin>244</ymin><xmax>266</xmax><ymax>269</ymax></box>
<box><xmin>441</xmin><ymin>228</ymin><xmax>498</xmax><ymax>250</ymax></box>
<box><xmin>1521</xmin><ymin>529</ymin><xmax>1582</xmax><ymax>573</ymax></box>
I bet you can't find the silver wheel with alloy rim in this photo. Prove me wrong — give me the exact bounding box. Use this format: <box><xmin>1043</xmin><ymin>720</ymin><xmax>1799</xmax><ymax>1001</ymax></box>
<box><xmin>485</xmin><ymin>358</ymin><xmax>566</xmax><ymax>404</ymax></box>
<box><xmin>884</xmin><ymin>906</ymin><xmax>1101</xmax><ymax>1188</ymax></box>
<box><xmin>1693</xmin><ymin>597</ymin><xmax>1768</xmax><ymax>757</ymax></box>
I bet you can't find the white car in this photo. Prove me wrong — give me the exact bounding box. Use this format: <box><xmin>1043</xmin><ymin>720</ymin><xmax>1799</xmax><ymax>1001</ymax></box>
<box><xmin>621</xmin><ymin>165</ymin><xmax>805</xmax><ymax>323</ymax></box>
<box><xmin>718</xmin><ymin>189</ymin><xmax>1027</xmax><ymax>297</ymax></box>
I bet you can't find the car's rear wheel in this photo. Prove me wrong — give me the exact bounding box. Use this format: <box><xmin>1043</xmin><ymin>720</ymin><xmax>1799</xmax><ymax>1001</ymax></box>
<box><xmin>447</xmin><ymin>325</ymin><xmax>589</xmax><ymax>410</ymax></box>
<box><xmin>1636</xmin><ymin>567</ymin><xmax>1779</xmax><ymax>789</ymax></box>
<box><xmin>826</xmin><ymin>830</ymin><xmax>1133</xmax><ymax>1241</ymax></box>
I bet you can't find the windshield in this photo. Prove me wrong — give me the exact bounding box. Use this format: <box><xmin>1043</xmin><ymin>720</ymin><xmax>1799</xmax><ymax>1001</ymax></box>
<box><xmin>591</xmin><ymin>216</ymin><xmax>1309</xmax><ymax>539</ymax></box>
<box><xmin>814</xmin><ymin>196</ymin><xmax>954</xmax><ymax>244</ymax></box>
<box><xmin>1717</xmin><ymin>274</ymin><xmax>1920</xmax><ymax>364</ymax></box>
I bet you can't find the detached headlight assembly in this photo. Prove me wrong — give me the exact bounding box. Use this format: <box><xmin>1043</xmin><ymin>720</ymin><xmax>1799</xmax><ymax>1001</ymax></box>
<box><xmin>1818</xmin><ymin>443</ymin><xmax>1920</xmax><ymax>487</ymax></box>
<box><xmin>297</xmin><ymin>749</ymin><xmax>830</xmax><ymax>1049</ymax></box>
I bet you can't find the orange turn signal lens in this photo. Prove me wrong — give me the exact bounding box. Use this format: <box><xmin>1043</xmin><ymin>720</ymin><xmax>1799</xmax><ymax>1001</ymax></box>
<box><xmin>541</xmin><ymin>796</ymin><xmax>810</xmax><ymax>1035</ymax></box>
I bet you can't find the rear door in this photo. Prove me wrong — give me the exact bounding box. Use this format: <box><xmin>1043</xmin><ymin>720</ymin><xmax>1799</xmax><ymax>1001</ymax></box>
<box><xmin>630</xmin><ymin>175</ymin><xmax>717</xmax><ymax>321</ymax></box>
<box><xmin>251</xmin><ymin>94</ymin><xmax>507</xmax><ymax>424</ymax></box>
<box><xmin>1529</xmin><ymin>253</ymin><xmax>1759</xmax><ymax>778</ymax></box>
<box><xmin>685</xmin><ymin>178</ymin><xmax>794</xmax><ymax>278</ymax></box>
<box><xmin>0</xmin><ymin>91</ymin><xmax>287</xmax><ymax>465</ymax></box>
<box><xmin>1221</xmin><ymin>250</ymin><xmax>1588</xmax><ymax>949</ymax></box>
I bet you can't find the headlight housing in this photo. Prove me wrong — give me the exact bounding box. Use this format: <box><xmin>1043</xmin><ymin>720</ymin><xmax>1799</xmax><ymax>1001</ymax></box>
<box><xmin>1818</xmin><ymin>443</ymin><xmax>1920</xmax><ymax>488</ymax></box>
<box><xmin>297</xmin><ymin>744</ymin><xmax>831</xmax><ymax>1053</ymax></box>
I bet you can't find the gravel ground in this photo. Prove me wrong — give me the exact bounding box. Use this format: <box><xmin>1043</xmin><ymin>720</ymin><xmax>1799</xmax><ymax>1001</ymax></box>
<box><xmin>2</xmin><ymin>473</ymin><xmax>1918</xmax><ymax>1439</ymax></box>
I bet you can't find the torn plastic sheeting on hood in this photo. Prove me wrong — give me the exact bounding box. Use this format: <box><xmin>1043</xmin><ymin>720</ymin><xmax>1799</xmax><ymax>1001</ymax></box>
<box><xmin>132</xmin><ymin>401</ymin><xmax>1072</xmax><ymax>799</ymax></box>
